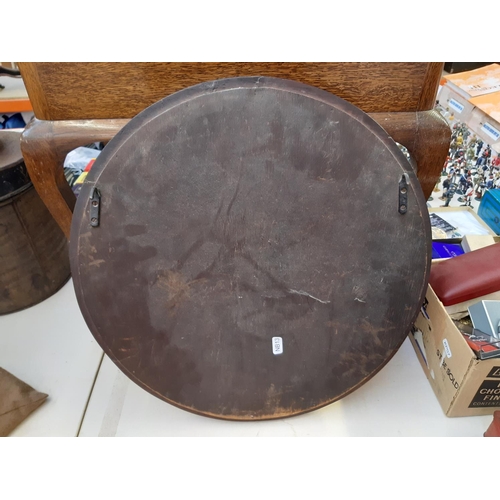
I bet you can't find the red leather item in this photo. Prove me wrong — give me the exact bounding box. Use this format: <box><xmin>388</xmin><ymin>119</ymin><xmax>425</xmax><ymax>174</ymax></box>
<box><xmin>429</xmin><ymin>243</ymin><xmax>500</xmax><ymax>306</ymax></box>
<box><xmin>484</xmin><ymin>411</ymin><xmax>500</xmax><ymax>437</ymax></box>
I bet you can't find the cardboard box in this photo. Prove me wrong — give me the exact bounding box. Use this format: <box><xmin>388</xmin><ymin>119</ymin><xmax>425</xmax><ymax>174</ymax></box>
<box><xmin>429</xmin><ymin>210</ymin><xmax>497</xmax><ymax>265</ymax></box>
<box><xmin>410</xmin><ymin>285</ymin><xmax>500</xmax><ymax>417</ymax></box>
<box><xmin>428</xmin><ymin>207</ymin><xmax>496</xmax><ymax>248</ymax></box>
<box><xmin>432</xmin><ymin>236</ymin><xmax>500</xmax><ymax>318</ymax></box>
<box><xmin>429</xmin><ymin>207</ymin><xmax>496</xmax><ymax>236</ymax></box>
<box><xmin>461</xmin><ymin>234</ymin><xmax>499</xmax><ymax>253</ymax></box>
<box><xmin>438</xmin><ymin>84</ymin><xmax>476</xmax><ymax>124</ymax></box>
<box><xmin>468</xmin><ymin>91</ymin><xmax>500</xmax><ymax>153</ymax></box>
<box><xmin>469</xmin><ymin>300</ymin><xmax>500</xmax><ymax>338</ymax></box>
<box><xmin>443</xmin><ymin>64</ymin><xmax>500</xmax><ymax>99</ymax></box>
<box><xmin>468</xmin><ymin>106</ymin><xmax>500</xmax><ymax>150</ymax></box>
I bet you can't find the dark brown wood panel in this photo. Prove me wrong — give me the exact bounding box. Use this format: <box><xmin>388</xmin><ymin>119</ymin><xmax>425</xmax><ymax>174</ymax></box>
<box><xmin>70</xmin><ymin>77</ymin><xmax>431</xmax><ymax>420</ymax></box>
<box><xmin>20</xmin><ymin>108</ymin><xmax>449</xmax><ymax>239</ymax></box>
<box><xmin>371</xmin><ymin>110</ymin><xmax>451</xmax><ymax>198</ymax></box>
<box><xmin>417</xmin><ymin>62</ymin><xmax>444</xmax><ymax>111</ymax></box>
<box><xmin>18</xmin><ymin>63</ymin><xmax>439</xmax><ymax>120</ymax></box>
<box><xmin>20</xmin><ymin>118</ymin><xmax>129</xmax><ymax>238</ymax></box>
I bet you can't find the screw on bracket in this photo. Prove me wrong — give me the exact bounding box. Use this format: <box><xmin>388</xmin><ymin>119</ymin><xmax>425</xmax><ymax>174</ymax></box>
<box><xmin>399</xmin><ymin>174</ymin><xmax>409</xmax><ymax>215</ymax></box>
<box><xmin>89</xmin><ymin>187</ymin><xmax>101</xmax><ymax>227</ymax></box>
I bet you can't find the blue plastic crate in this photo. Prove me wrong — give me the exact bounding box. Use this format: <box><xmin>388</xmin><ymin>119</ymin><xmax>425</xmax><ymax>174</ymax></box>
<box><xmin>478</xmin><ymin>189</ymin><xmax>500</xmax><ymax>235</ymax></box>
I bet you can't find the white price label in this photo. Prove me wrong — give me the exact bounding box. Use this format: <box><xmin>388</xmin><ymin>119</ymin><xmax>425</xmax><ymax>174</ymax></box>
<box><xmin>440</xmin><ymin>338</ymin><xmax>452</xmax><ymax>367</ymax></box>
<box><xmin>272</xmin><ymin>337</ymin><xmax>283</xmax><ymax>355</ymax></box>
<box><xmin>443</xmin><ymin>339</ymin><xmax>452</xmax><ymax>359</ymax></box>
<box><xmin>481</xmin><ymin>122</ymin><xmax>500</xmax><ymax>141</ymax></box>
<box><xmin>448</xmin><ymin>98</ymin><xmax>464</xmax><ymax>114</ymax></box>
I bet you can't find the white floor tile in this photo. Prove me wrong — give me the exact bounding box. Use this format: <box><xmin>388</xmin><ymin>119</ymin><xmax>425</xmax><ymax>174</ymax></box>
<box><xmin>0</xmin><ymin>280</ymin><xmax>103</xmax><ymax>437</ymax></box>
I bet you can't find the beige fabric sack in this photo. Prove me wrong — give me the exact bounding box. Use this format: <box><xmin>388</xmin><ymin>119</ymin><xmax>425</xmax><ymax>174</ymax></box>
<box><xmin>0</xmin><ymin>367</ymin><xmax>48</xmax><ymax>437</ymax></box>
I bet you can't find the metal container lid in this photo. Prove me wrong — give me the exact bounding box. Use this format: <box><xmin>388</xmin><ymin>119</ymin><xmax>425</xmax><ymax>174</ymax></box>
<box><xmin>0</xmin><ymin>130</ymin><xmax>31</xmax><ymax>202</ymax></box>
<box><xmin>70</xmin><ymin>77</ymin><xmax>431</xmax><ymax>420</ymax></box>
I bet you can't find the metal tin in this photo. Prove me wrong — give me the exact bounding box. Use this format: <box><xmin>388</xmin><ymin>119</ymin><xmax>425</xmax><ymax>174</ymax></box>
<box><xmin>0</xmin><ymin>130</ymin><xmax>70</xmax><ymax>315</ymax></box>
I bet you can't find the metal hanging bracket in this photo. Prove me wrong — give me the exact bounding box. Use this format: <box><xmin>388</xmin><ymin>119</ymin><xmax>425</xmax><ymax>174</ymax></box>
<box><xmin>399</xmin><ymin>174</ymin><xmax>409</xmax><ymax>215</ymax></box>
<box><xmin>89</xmin><ymin>187</ymin><xmax>101</xmax><ymax>227</ymax></box>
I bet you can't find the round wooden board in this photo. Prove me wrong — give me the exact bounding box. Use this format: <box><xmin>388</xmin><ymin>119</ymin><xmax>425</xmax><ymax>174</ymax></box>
<box><xmin>70</xmin><ymin>77</ymin><xmax>431</xmax><ymax>420</ymax></box>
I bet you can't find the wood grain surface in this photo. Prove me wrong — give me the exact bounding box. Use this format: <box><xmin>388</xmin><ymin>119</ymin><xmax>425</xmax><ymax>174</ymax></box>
<box><xmin>18</xmin><ymin>63</ymin><xmax>442</xmax><ymax>120</ymax></box>
<box><xmin>417</xmin><ymin>63</ymin><xmax>444</xmax><ymax>110</ymax></box>
<box><xmin>70</xmin><ymin>77</ymin><xmax>431</xmax><ymax>420</ymax></box>
<box><xmin>20</xmin><ymin>108</ymin><xmax>449</xmax><ymax>239</ymax></box>
<box><xmin>20</xmin><ymin>119</ymin><xmax>129</xmax><ymax>238</ymax></box>
<box><xmin>371</xmin><ymin>110</ymin><xmax>451</xmax><ymax>198</ymax></box>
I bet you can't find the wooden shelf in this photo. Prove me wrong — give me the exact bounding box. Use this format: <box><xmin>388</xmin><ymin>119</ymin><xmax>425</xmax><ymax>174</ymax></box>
<box><xmin>0</xmin><ymin>76</ymin><xmax>32</xmax><ymax>114</ymax></box>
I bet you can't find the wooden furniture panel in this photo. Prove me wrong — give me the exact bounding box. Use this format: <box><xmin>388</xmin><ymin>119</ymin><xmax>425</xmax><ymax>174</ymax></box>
<box><xmin>18</xmin><ymin>62</ymin><xmax>442</xmax><ymax>120</ymax></box>
<box><xmin>20</xmin><ymin>110</ymin><xmax>450</xmax><ymax>239</ymax></box>
<box><xmin>18</xmin><ymin>63</ymin><xmax>449</xmax><ymax>240</ymax></box>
